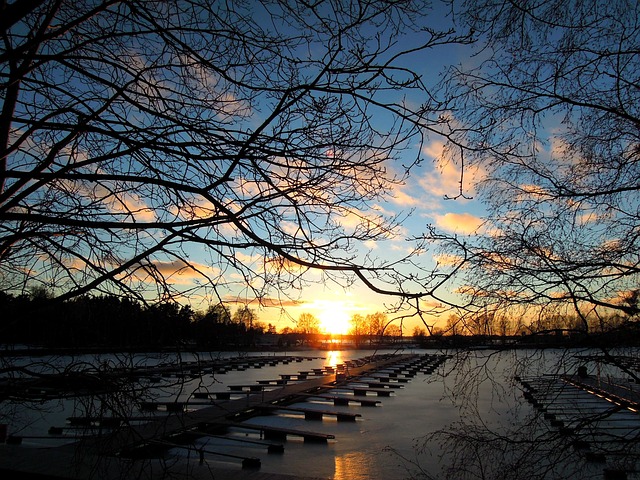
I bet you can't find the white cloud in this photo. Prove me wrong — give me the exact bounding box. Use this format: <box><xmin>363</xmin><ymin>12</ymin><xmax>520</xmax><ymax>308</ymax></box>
<box><xmin>363</xmin><ymin>240</ymin><xmax>378</xmax><ymax>250</ymax></box>
<box><xmin>388</xmin><ymin>185</ymin><xmax>420</xmax><ymax>206</ymax></box>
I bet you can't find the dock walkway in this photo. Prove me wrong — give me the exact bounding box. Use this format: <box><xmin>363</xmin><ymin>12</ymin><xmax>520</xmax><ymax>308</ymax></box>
<box><xmin>0</xmin><ymin>353</ymin><xmax>437</xmax><ymax>479</ymax></box>
<box><xmin>84</xmin><ymin>353</ymin><xmax>416</xmax><ymax>456</ymax></box>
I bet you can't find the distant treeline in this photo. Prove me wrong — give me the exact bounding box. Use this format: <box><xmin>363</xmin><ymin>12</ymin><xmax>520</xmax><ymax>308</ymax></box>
<box><xmin>3</xmin><ymin>290</ymin><xmax>639</xmax><ymax>351</ymax></box>
<box><xmin>418</xmin><ymin>326</ymin><xmax>640</xmax><ymax>349</ymax></box>
<box><xmin>0</xmin><ymin>291</ymin><xmax>264</xmax><ymax>349</ymax></box>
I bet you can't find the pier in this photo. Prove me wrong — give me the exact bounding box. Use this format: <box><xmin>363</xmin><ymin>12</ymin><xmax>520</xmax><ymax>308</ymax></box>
<box><xmin>0</xmin><ymin>352</ymin><xmax>448</xmax><ymax>479</ymax></box>
<box><xmin>516</xmin><ymin>369</ymin><xmax>640</xmax><ymax>479</ymax></box>
<box><xmin>94</xmin><ymin>353</ymin><xmax>414</xmax><ymax>456</ymax></box>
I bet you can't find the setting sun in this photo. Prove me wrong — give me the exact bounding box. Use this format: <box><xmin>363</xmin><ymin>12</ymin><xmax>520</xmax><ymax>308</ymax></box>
<box><xmin>318</xmin><ymin>307</ymin><xmax>351</xmax><ymax>335</ymax></box>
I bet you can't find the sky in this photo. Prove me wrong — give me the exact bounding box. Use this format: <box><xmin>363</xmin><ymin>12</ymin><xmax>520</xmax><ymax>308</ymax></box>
<box><xmin>189</xmin><ymin>88</ymin><xmax>488</xmax><ymax>334</ymax></box>
<box><xmin>252</xmin><ymin>141</ymin><xmax>487</xmax><ymax>333</ymax></box>
<box><xmin>246</xmin><ymin>11</ymin><xmax>486</xmax><ymax>332</ymax></box>
<box><xmin>6</xmin><ymin>1</ymin><xmax>492</xmax><ymax>335</ymax></box>
<box><xmin>7</xmin><ymin>0</ymin><xmax>636</xmax><ymax>339</ymax></box>
<box><xmin>151</xmin><ymin>3</ymin><xmax>488</xmax><ymax>334</ymax></box>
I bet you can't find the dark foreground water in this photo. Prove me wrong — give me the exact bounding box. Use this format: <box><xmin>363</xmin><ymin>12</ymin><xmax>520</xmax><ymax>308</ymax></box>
<box><xmin>1</xmin><ymin>347</ymin><xmax>639</xmax><ymax>479</ymax></box>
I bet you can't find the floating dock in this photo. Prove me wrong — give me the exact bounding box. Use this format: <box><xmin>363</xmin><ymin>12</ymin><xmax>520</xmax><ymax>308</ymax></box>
<box><xmin>0</xmin><ymin>352</ymin><xmax>448</xmax><ymax>478</ymax></box>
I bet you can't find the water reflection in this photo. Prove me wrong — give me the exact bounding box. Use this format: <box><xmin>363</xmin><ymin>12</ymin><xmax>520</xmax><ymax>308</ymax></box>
<box><xmin>334</xmin><ymin>451</ymin><xmax>376</xmax><ymax>480</ymax></box>
<box><xmin>14</xmin><ymin>349</ymin><xmax>623</xmax><ymax>479</ymax></box>
<box><xmin>325</xmin><ymin>350</ymin><xmax>344</xmax><ymax>367</ymax></box>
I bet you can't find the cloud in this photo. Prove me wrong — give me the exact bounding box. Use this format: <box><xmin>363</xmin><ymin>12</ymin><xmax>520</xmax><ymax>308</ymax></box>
<box><xmin>234</xmin><ymin>251</ymin><xmax>261</xmax><ymax>264</ymax></box>
<box><xmin>519</xmin><ymin>184</ymin><xmax>549</xmax><ymax>197</ymax></box>
<box><xmin>117</xmin><ymin>197</ymin><xmax>157</xmax><ymax>222</ymax></box>
<box><xmin>388</xmin><ymin>185</ymin><xmax>420</xmax><ymax>207</ymax></box>
<box><xmin>363</xmin><ymin>240</ymin><xmax>378</xmax><ymax>250</ymax></box>
<box><xmin>577</xmin><ymin>210</ymin><xmax>613</xmax><ymax>225</ymax></box>
<box><xmin>281</xmin><ymin>221</ymin><xmax>300</xmax><ymax>236</ymax></box>
<box><xmin>178</xmin><ymin>53</ymin><xmax>251</xmax><ymax>118</ymax></box>
<box><xmin>170</xmin><ymin>198</ymin><xmax>216</xmax><ymax>221</ymax></box>
<box><xmin>264</xmin><ymin>255</ymin><xmax>308</xmax><ymax>274</ymax></box>
<box><xmin>335</xmin><ymin>207</ymin><xmax>390</xmax><ymax>237</ymax></box>
<box><xmin>222</xmin><ymin>296</ymin><xmax>302</xmax><ymax>308</ymax></box>
<box><xmin>151</xmin><ymin>259</ymin><xmax>221</xmax><ymax>285</ymax></box>
<box><xmin>609</xmin><ymin>289</ymin><xmax>640</xmax><ymax>309</ymax></box>
<box><xmin>422</xmin><ymin>140</ymin><xmax>447</xmax><ymax>160</ymax></box>
<box><xmin>432</xmin><ymin>253</ymin><xmax>465</xmax><ymax>267</ymax></box>
<box><xmin>434</xmin><ymin>212</ymin><xmax>483</xmax><ymax>234</ymax></box>
<box><xmin>419</xmin><ymin>141</ymin><xmax>484</xmax><ymax>199</ymax></box>
<box><xmin>89</xmin><ymin>180</ymin><xmax>157</xmax><ymax>223</ymax></box>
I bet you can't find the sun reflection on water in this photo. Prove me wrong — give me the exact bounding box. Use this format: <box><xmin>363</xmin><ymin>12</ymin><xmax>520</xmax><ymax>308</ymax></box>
<box><xmin>334</xmin><ymin>451</ymin><xmax>376</xmax><ymax>480</ymax></box>
<box><xmin>325</xmin><ymin>350</ymin><xmax>344</xmax><ymax>367</ymax></box>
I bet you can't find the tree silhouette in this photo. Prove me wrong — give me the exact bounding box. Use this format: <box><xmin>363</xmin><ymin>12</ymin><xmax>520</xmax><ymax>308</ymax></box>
<box><xmin>1</xmin><ymin>0</ymin><xmax>468</xmax><ymax>316</ymax></box>
<box><xmin>430</xmin><ymin>0</ymin><xmax>640</xmax><ymax>335</ymax></box>
<box><xmin>296</xmin><ymin>312</ymin><xmax>320</xmax><ymax>338</ymax></box>
<box><xmin>394</xmin><ymin>2</ymin><xmax>640</xmax><ymax>477</ymax></box>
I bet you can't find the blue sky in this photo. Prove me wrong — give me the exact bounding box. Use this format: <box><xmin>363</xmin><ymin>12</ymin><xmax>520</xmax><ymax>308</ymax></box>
<box><xmin>11</xmin><ymin>0</ymin><xmax>629</xmax><ymax>336</ymax></box>
<box><xmin>5</xmin><ymin>1</ymin><xmax>498</xmax><ymax>334</ymax></box>
<box><xmin>147</xmin><ymin>5</ymin><xmax>490</xmax><ymax>333</ymax></box>
<box><xmin>173</xmin><ymin>113</ymin><xmax>490</xmax><ymax>333</ymax></box>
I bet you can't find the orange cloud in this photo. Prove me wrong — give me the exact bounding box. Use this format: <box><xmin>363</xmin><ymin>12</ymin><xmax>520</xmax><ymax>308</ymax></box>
<box><xmin>420</xmin><ymin>141</ymin><xmax>484</xmax><ymax>198</ymax></box>
<box><xmin>388</xmin><ymin>185</ymin><xmax>420</xmax><ymax>206</ymax></box>
<box><xmin>435</xmin><ymin>212</ymin><xmax>483</xmax><ymax>234</ymax></box>
<box><xmin>170</xmin><ymin>198</ymin><xmax>216</xmax><ymax>221</ymax></box>
<box><xmin>432</xmin><ymin>253</ymin><xmax>465</xmax><ymax>267</ymax></box>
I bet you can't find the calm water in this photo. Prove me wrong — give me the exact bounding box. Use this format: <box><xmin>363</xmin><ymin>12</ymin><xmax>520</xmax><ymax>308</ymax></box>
<box><xmin>2</xmin><ymin>347</ymin><xmax>638</xmax><ymax>479</ymax></box>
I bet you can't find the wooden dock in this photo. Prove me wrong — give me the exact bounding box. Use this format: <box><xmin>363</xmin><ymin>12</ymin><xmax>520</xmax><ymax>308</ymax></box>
<box><xmin>0</xmin><ymin>352</ymin><xmax>449</xmax><ymax>479</ymax></box>
<box><xmin>516</xmin><ymin>372</ymin><xmax>640</xmax><ymax>474</ymax></box>
<box><xmin>255</xmin><ymin>404</ymin><xmax>362</xmax><ymax>421</ymax></box>
<box><xmin>80</xmin><ymin>353</ymin><xmax>416</xmax><ymax>456</ymax></box>
<box><xmin>296</xmin><ymin>392</ymin><xmax>382</xmax><ymax>406</ymax></box>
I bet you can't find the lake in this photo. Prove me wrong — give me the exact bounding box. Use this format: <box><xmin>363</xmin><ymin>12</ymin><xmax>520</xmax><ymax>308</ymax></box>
<box><xmin>1</xmin><ymin>347</ymin><xmax>638</xmax><ymax>479</ymax></box>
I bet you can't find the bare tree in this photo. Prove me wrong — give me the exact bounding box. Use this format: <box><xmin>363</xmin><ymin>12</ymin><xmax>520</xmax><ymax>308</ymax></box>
<box><xmin>364</xmin><ymin>311</ymin><xmax>388</xmax><ymax>344</ymax></box>
<box><xmin>431</xmin><ymin>0</ymin><xmax>640</xmax><ymax>332</ymax></box>
<box><xmin>391</xmin><ymin>4</ymin><xmax>640</xmax><ymax>477</ymax></box>
<box><xmin>1</xmin><ymin>0</ymin><xmax>469</xmax><ymax>316</ymax></box>
<box><xmin>0</xmin><ymin>4</ymin><xmax>477</xmax><ymax>476</ymax></box>
<box><xmin>232</xmin><ymin>305</ymin><xmax>257</xmax><ymax>330</ymax></box>
<box><xmin>296</xmin><ymin>312</ymin><xmax>320</xmax><ymax>335</ymax></box>
<box><xmin>349</xmin><ymin>312</ymin><xmax>366</xmax><ymax>346</ymax></box>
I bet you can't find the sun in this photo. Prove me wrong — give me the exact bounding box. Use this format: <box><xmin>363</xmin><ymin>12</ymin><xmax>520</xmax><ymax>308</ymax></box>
<box><xmin>318</xmin><ymin>308</ymin><xmax>351</xmax><ymax>335</ymax></box>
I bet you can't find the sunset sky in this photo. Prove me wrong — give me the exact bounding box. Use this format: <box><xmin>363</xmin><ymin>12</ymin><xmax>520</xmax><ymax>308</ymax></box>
<box><xmin>185</xmin><ymin>125</ymin><xmax>490</xmax><ymax>332</ymax></box>
<box><xmin>2</xmin><ymin>3</ymin><xmax>520</xmax><ymax>333</ymax></box>
<box><xmin>6</xmin><ymin>0</ymin><xmax>634</xmax><ymax>342</ymax></box>
<box><xmin>154</xmin><ymin>9</ymin><xmax>491</xmax><ymax>333</ymax></box>
<box><xmin>199</xmin><ymin>11</ymin><xmax>491</xmax><ymax>332</ymax></box>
